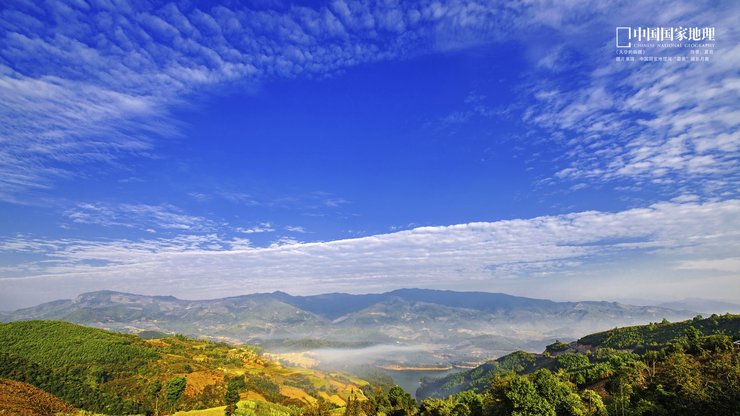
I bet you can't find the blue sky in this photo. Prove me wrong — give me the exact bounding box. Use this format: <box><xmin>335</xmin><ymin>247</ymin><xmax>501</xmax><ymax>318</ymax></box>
<box><xmin>1</xmin><ymin>0</ymin><xmax>738</xmax><ymax>309</ymax></box>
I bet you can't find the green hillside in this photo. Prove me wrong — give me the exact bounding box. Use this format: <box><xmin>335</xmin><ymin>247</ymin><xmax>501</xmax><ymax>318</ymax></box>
<box><xmin>0</xmin><ymin>321</ymin><xmax>158</xmax><ymax>414</ymax></box>
<box><xmin>0</xmin><ymin>320</ymin><xmax>370</xmax><ymax>415</ymax></box>
<box><xmin>417</xmin><ymin>351</ymin><xmax>551</xmax><ymax>399</ymax></box>
<box><xmin>416</xmin><ymin>314</ymin><xmax>739</xmax><ymax>416</ymax></box>
<box><xmin>578</xmin><ymin>313</ymin><xmax>740</xmax><ymax>349</ymax></box>
<box><xmin>0</xmin><ymin>320</ymin><xmax>157</xmax><ymax>369</ymax></box>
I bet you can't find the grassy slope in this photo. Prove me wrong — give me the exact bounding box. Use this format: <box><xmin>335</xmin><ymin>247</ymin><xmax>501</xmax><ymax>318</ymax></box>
<box><xmin>0</xmin><ymin>321</ymin><xmax>368</xmax><ymax>415</ymax></box>
<box><xmin>174</xmin><ymin>399</ymin><xmax>303</xmax><ymax>416</ymax></box>
<box><xmin>0</xmin><ymin>378</ymin><xmax>78</xmax><ymax>416</ymax></box>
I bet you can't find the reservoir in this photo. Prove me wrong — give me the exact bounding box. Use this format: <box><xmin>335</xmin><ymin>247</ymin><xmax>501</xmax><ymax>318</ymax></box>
<box><xmin>380</xmin><ymin>367</ymin><xmax>465</xmax><ymax>399</ymax></box>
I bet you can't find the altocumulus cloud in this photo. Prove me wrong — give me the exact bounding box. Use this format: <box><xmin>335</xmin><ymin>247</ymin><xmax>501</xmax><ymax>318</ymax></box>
<box><xmin>0</xmin><ymin>0</ymin><xmax>521</xmax><ymax>202</ymax></box>
<box><xmin>3</xmin><ymin>0</ymin><xmax>737</xmax><ymax>203</ymax></box>
<box><xmin>0</xmin><ymin>198</ymin><xmax>738</xmax><ymax>309</ymax></box>
<box><xmin>64</xmin><ymin>202</ymin><xmax>217</xmax><ymax>232</ymax></box>
<box><xmin>522</xmin><ymin>2</ymin><xmax>739</xmax><ymax>194</ymax></box>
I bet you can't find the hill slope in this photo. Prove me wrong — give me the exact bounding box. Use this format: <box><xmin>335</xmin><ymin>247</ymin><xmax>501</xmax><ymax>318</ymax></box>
<box><xmin>0</xmin><ymin>321</ymin><xmax>369</xmax><ymax>415</ymax></box>
<box><xmin>418</xmin><ymin>313</ymin><xmax>740</xmax><ymax>400</ymax></box>
<box><xmin>578</xmin><ymin>313</ymin><xmax>740</xmax><ymax>349</ymax></box>
<box><xmin>0</xmin><ymin>378</ymin><xmax>77</xmax><ymax>416</ymax></box>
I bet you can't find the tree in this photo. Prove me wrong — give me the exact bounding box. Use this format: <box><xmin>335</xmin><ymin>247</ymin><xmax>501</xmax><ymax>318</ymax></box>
<box><xmin>165</xmin><ymin>376</ymin><xmax>187</xmax><ymax>412</ymax></box>
<box><xmin>344</xmin><ymin>391</ymin><xmax>363</xmax><ymax>416</ymax></box>
<box><xmin>451</xmin><ymin>402</ymin><xmax>470</xmax><ymax>416</ymax></box>
<box><xmin>506</xmin><ymin>377</ymin><xmax>555</xmax><ymax>416</ymax></box>
<box><xmin>387</xmin><ymin>386</ymin><xmax>417</xmax><ymax>416</ymax></box>
<box><xmin>362</xmin><ymin>386</ymin><xmax>390</xmax><ymax>416</ymax></box>
<box><xmin>486</xmin><ymin>374</ymin><xmax>555</xmax><ymax>416</ymax></box>
<box><xmin>556</xmin><ymin>353</ymin><xmax>590</xmax><ymax>372</ymax></box>
<box><xmin>581</xmin><ymin>390</ymin><xmax>607</xmax><ymax>416</ymax></box>
<box><xmin>454</xmin><ymin>391</ymin><xmax>483</xmax><ymax>416</ymax></box>
<box><xmin>224</xmin><ymin>380</ymin><xmax>240</xmax><ymax>416</ymax></box>
<box><xmin>305</xmin><ymin>398</ymin><xmax>334</xmax><ymax>416</ymax></box>
<box><xmin>530</xmin><ymin>369</ymin><xmax>584</xmax><ymax>416</ymax></box>
<box><xmin>419</xmin><ymin>398</ymin><xmax>453</xmax><ymax>416</ymax></box>
<box><xmin>146</xmin><ymin>379</ymin><xmax>162</xmax><ymax>415</ymax></box>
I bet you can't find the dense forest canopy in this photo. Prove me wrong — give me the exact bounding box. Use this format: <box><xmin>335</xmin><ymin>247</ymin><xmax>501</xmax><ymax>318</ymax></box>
<box><xmin>417</xmin><ymin>314</ymin><xmax>739</xmax><ymax>416</ymax></box>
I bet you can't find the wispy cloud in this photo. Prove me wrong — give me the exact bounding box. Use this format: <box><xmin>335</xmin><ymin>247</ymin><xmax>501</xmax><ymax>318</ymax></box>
<box><xmin>0</xmin><ymin>0</ymin><xmax>525</xmax><ymax>202</ymax></box>
<box><xmin>2</xmin><ymin>198</ymin><xmax>738</xmax><ymax>308</ymax></box>
<box><xmin>64</xmin><ymin>202</ymin><xmax>217</xmax><ymax>232</ymax></box>
<box><xmin>4</xmin><ymin>1</ymin><xmax>735</xmax><ymax>203</ymax></box>
<box><xmin>416</xmin><ymin>1</ymin><xmax>739</xmax><ymax>197</ymax></box>
<box><xmin>439</xmin><ymin>92</ymin><xmax>507</xmax><ymax>126</ymax></box>
<box><xmin>211</xmin><ymin>189</ymin><xmax>350</xmax><ymax>211</ymax></box>
<box><xmin>519</xmin><ymin>3</ymin><xmax>739</xmax><ymax>195</ymax></box>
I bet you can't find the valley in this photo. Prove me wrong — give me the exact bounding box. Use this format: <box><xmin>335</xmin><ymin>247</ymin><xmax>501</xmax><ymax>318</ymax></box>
<box><xmin>1</xmin><ymin>288</ymin><xmax>699</xmax><ymax>372</ymax></box>
<box><xmin>2</xmin><ymin>287</ymin><xmax>717</xmax><ymax>411</ymax></box>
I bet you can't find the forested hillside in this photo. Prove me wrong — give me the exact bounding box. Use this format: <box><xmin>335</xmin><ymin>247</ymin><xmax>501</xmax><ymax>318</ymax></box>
<box><xmin>416</xmin><ymin>314</ymin><xmax>739</xmax><ymax>416</ymax></box>
<box><xmin>578</xmin><ymin>313</ymin><xmax>740</xmax><ymax>349</ymax></box>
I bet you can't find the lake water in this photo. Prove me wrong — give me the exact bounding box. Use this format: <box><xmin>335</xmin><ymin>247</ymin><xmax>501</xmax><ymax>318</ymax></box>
<box><xmin>380</xmin><ymin>368</ymin><xmax>465</xmax><ymax>399</ymax></box>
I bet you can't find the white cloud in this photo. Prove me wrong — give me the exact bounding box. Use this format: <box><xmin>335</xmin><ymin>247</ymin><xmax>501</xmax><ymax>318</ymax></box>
<box><xmin>237</xmin><ymin>223</ymin><xmax>275</xmax><ymax>234</ymax></box>
<box><xmin>520</xmin><ymin>2</ymin><xmax>740</xmax><ymax>194</ymax></box>
<box><xmin>269</xmin><ymin>236</ymin><xmax>302</xmax><ymax>248</ymax></box>
<box><xmin>0</xmin><ymin>0</ymin><xmax>555</xmax><ymax>202</ymax></box>
<box><xmin>3</xmin><ymin>1</ymin><xmax>735</xmax><ymax>203</ymax></box>
<box><xmin>1</xmin><ymin>199</ymin><xmax>738</xmax><ymax>309</ymax></box>
<box><xmin>64</xmin><ymin>202</ymin><xmax>217</xmax><ymax>232</ymax></box>
<box><xmin>676</xmin><ymin>258</ymin><xmax>740</xmax><ymax>273</ymax></box>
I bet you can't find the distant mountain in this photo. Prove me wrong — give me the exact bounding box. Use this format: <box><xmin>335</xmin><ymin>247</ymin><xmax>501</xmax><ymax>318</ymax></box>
<box><xmin>2</xmin><ymin>289</ymin><xmax>697</xmax><ymax>366</ymax></box>
<box><xmin>658</xmin><ymin>298</ymin><xmax>740</xmax><ymax>315</ymax></box>
<box><xmin>271</xmin><ymin>290</ymin><xmax>388</xmax><ymax>320</ymax></box>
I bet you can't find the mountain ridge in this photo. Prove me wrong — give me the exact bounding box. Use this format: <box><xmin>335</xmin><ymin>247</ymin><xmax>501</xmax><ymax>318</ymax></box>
<box><xmin>53</xmin><ymin>288</ymin><xmax>696</xmax><ymax>316</ymax></box>
<box><xmin>2</xmin><ymin>288</ymin><xmax>700</xmax><ymax>366</ymax></box>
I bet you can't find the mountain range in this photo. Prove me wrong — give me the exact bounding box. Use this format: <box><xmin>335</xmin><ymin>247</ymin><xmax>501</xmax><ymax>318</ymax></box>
<box><xmin>1</xmin><ymin>288</ymin><xmax>699</xmax><ymax>366</ymax></box>
<box><xmin>657</xmin><ymin>298</ymin><xmax>740</xmax><ymax>315</ymax></box>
